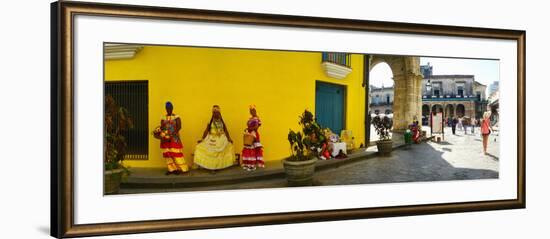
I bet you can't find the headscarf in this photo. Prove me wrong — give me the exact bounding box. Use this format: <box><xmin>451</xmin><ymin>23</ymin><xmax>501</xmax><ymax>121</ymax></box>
<box><xmin>165</xmin><ymin>101</ymin><xmax>173</xmax><ymax>108</ymax></box>
<box><xmin>206</xmin><ymin>105</ymin><xmax>228</xmax><ymax>134</ymax></box>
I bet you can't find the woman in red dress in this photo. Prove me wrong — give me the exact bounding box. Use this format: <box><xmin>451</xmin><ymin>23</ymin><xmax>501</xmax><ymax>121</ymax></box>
<box><xmin>241</xmin><ymin>105</ymin><xmax>264</xmax><ymax>171</ymax></box>
<box><xmin>481</xmin><ymin>111</ymin><xmax>494</xmax><ymax>154</ymax></box>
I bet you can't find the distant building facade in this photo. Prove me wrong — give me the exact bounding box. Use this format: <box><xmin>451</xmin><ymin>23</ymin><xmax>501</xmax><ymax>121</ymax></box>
<box><xmin>487</xmin><ymin>81</ymin><xmax>500</xmax><ymax>125</ymax></box>
<box><xmin>488</xmin><ymin>81</ymin><xmax>499</xmax><ymax>96</ymax></box>
<box><xmin>369</xmin><ymin>64</ymin><xmax>489</xmax><ymax>125</ymax></box>
<box><xmin>369</xmin><ymin>85</ymin><xmax>394</xmax><ymax>115</ymax></box>
<box><xmin>420</xmin><ymin>62</ymin><xmax>433</xmax><ymax>78</ymax></box>
<box><xmin>421</xmin><ymin>72</ymin><xmax>488</xmax><ymax>123</ymax></box>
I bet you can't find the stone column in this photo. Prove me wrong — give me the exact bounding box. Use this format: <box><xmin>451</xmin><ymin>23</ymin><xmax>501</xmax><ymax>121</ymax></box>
<box><xmin>406</xmin><ymin>56</ymin><xmax>423</xmax><ymax>126</ymax></box>
<box><xmin>407</xmin><ymin>72</ymin><xmax>416</xmax><ymax>123</ymax></box>
<box><xmin>467</xmin><ymin>101</ymin><xmax>476</xmax><ymax>118</ymax></box>
<box><xmin>392</xmin><ymin>73</ymin><xmax>423</xmax><ymax>133</ymax></box>
<box><xmin>454</xmin><ymin>104</ymin><xmax>457</xmax><ymax>117</ymax></box>
<box><xmin>414</xmin><ymin>73</ymin><xmax>423</xmax><ymax>122</ymax></box>
<box><xmin>391</xmin><ymin>57</ymin><xmax>422</xmax><ymax>135</ymax></box>
<box><xmin>391</xmin><ymin>74</ymin><xmax>407</xmax><ymax>133</ymax></box>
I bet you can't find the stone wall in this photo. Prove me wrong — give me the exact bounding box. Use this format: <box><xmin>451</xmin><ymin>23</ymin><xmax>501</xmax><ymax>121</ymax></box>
<box><xmin>422</xmin><ymin>76</ymin><xmax>476</xmax><ymax>97</ymax></box>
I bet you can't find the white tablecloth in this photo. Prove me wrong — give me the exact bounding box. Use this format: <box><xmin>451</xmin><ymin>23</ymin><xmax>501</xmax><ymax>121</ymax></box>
<box><xmin>331</xmin><ymin>142</ymin><xmax>347</xmax><ymax>157</ymax></box>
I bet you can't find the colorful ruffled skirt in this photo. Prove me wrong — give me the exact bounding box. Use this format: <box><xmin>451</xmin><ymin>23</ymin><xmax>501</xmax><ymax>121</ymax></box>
<box><xmin>194</xmin><ymin>133</ymin><xmax>235</xmax><ymax>170</ymax></box>
<box><xmin>241</xmin><ymin>141</ymin><xmax>264</xmax><ymax>169</ymax></box>
<box><xmin>160</xmin><ymin>140</ymin><xmax>188</xmax><ymax>172</ymax></box>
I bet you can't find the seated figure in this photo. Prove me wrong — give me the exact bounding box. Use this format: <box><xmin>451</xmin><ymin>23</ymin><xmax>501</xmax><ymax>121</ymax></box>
<box><xmin>194</xmin><ymin>105</ymin><xmax>235</xmax><ymax>170</ymax></box>
<box><xmin>410</xmin><ymin>120</ymin><xmax>422</xmax><ymax>143</ymax></box>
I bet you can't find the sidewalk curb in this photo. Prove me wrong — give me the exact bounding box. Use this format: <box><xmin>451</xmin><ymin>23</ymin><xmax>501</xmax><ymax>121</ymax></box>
<box><xmin>121</xmin><ymin>140</ymin><xmax>425</xmax><ymax>189</ymax></box>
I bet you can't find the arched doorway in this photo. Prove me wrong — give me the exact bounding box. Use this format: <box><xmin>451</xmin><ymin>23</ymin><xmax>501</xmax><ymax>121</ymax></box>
<box><xmin>369</xmin><ymin>62</ymin><xmax>394</xmax><ymax>140</ymax></box>
<box><xmin>456</xmin><ymin>104</ymin><xmax>465</xmax><ymax>118</ymax></box>
<box><xmin>431</xmin><ymin>104</ymin><xmax>443</xmax><ymax>114</ymax></box>
<box><xmin>369</xmin><ymin>55</ymin><xmax>422</xmax><ymax>144</ymax></box>
<box><xmin>422</xmin><ymin>104</ymin><xmax>430</xmax><ymax>125</ymax></box>
<box><xmin>445</xmin><ymin>104</ymin><xmax>454</xmax><ymax>118</ymax></box>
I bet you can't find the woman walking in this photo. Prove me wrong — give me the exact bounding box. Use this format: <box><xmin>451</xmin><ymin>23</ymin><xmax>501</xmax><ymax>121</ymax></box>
<box><xmin>481</xmin><ymin>112</ymin><xmax>494</xmax><ymax>154</ymax></box>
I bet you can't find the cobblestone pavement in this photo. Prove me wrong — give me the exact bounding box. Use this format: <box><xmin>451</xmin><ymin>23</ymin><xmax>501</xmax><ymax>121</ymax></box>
<box><xmin>314</xmin><ymin>126</ymin><xmax>499</xmax><ymax>185</ymax></box>
<box><xmin>119</xmin><ymin>126</ymin><xmax>499</xmax><ymax>194</ymax></box>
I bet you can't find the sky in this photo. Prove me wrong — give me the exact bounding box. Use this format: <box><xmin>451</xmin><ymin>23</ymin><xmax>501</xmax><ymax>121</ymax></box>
<box><xmin>369</xmin><ymin>57</ymin><xmax>500</xmax><ymax>93</ymax></box>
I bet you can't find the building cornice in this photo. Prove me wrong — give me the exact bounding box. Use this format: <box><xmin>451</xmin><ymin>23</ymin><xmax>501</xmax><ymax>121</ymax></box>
<box><xmin>105</xmin><ymin>44</ymin><xmax>143</xmax><ymax>60</ymax></box>
<box><xmin>425</xmin><ymin>75</ymin><xmax>474</xmax><ymax>79</ymax></box>
<box><xmin>321</xmin><ymin>62</ymin><xmax>352</xmax><ymax>79</ymax></box>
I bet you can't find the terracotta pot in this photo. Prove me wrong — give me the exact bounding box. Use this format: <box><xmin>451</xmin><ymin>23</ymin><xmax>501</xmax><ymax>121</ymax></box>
<box><xmin>282</xmin><ymin>157</ymin><xmax>318</xmax><ymax>186</ymax></box>
<box><xmin>104</xmin><ymin>168</ymin><xmax>124</xmax><ymax>194</ymax></box>
<box><xmin>376</xmin><ymin>140</ymin><xmax>393</xmax><ymax>156</ymax></box>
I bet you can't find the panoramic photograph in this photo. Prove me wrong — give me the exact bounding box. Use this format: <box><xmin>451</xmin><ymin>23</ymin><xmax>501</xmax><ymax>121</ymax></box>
<box><xmin>103</xmin><ymin>43</ymin><xmax>500</xmax><ymax>195</ymax></box>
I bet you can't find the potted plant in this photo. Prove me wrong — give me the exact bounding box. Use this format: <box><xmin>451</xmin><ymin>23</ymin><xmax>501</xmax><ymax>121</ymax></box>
<box><xmin>283</xmin><ymin>110</ymin><xmax>324</xmax><ymax>186</ymax></box>
<box><xmin>372</xmin><ymin>115</ymin><xmax>393</xmax><ymax>156</ymax></box>
<box><xmin>104</xmin><ymin>95</ymin><xmax>132</xmax><ymax>194</ymax></box>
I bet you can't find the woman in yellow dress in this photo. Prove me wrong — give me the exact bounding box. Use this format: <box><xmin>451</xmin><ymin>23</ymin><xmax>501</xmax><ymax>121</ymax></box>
<box><xmin>194</xmin><ymin>105</ymin><xmax>235</xmax><ymax>170</ymax></box>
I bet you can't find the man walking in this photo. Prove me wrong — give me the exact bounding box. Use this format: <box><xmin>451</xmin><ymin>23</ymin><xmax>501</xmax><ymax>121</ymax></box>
<box><xmin>463</xmin><ymin>118</ymin><xmax>468</xmax><ymax>135</ymax></box>
<box><xmin>451</xmin><ymin>117</ymin><xmax>458</xmax><ymax>135</ymax></box>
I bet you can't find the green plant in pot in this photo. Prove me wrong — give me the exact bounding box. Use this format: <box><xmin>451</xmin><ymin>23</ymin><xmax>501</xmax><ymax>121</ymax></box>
<box><xmin>104</xmin><ymin>95</ymin><xmax>132</xmax><ymax>194</ymax></box>
<box><xmin>283</xmin><ymin>110</ymin><xmax>324</xmax><ymax>186</ymax></box>
<box><xmin>372</xmin><ymin>115</ymin><xmax>393</xmax><ymax>156</ymax></box>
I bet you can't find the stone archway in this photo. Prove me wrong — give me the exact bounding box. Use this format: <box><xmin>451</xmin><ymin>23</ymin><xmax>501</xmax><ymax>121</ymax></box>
<box><xmin>445</xmin><ymin>104</ymin><xmax>455</xmax><ymax>118</ymax></box>
<box><xmin>432</xmin><ymin>104</ymin><xmax>443</xmax><ymax>114</ymax></box>
<box><xmin>422</xmin><ymin>104</ymin><xmax>430</xmax><ymax>125</ymax></box>
<box><xmin>370</xmin><ymin>55</ymin><xmax>422</xmax><ymax>136</ymax></box>
<box><xmin>456</xmin><ymin>104</ymin><xmax>465</xmax><ymax>117</ymax></box>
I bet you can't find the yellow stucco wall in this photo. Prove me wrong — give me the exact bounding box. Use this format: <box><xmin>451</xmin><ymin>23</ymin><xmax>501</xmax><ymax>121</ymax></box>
<box><xmin>105</xmin><ymin>45</ymin><xmax>365</xmax><ymax>168</ymax></box>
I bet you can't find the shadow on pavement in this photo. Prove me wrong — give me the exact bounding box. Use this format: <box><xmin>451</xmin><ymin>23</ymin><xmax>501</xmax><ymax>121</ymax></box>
<box><xmin>485</xmin><ymin>152</ymin><xmax>499</xmax><ymax>161</ymax></box>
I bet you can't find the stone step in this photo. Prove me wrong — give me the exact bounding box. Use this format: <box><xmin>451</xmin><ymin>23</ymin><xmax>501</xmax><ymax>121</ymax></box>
<box><xmin>121</xmin><ymin>142</ymin><xmax>414</xmax><ymax>189</ymax></box>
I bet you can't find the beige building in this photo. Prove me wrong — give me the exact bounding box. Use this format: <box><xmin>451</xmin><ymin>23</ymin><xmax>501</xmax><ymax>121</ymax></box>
<box><xmin>369</xmin><ymin>64</ymin><xmax>489</xmax><ymax>126</ymax></box>
<box><xmin>421</xmin><ymin>74</ymin><xmax>488</xmax><ymax>123</ymax></box>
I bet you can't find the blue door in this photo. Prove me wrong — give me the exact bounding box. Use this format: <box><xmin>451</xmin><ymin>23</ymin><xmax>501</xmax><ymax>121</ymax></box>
<box><xmin>315</xmin><ymin>82</ymin><xmax>345</xmax><ymax>134</ymax></box>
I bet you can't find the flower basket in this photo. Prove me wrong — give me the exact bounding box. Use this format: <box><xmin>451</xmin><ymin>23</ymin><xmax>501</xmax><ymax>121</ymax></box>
<box><xmin>152</xmin><ymin>126</ymin><xmax>162</xmax><ymax>139</ymax></box>
<box><xmin>243</xmin><ymin>132</ymin><xmax>255</xmax><ymax>145</ymax></box>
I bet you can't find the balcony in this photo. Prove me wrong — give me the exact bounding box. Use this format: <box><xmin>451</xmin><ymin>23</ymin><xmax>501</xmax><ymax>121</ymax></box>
<box><xmin>321</xmin><ymin>52</ymin><xmax>352</xmax><ymax>79</ymax></box>
<box><xmin>423</xmin><ymin>94</ymin><xmax>481</xmax><ymax>101</ymax></box>
<box><xmin>370</xmin><ymin>102</ymin><xmax>393</xmax><ymax>106</ymax></box>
